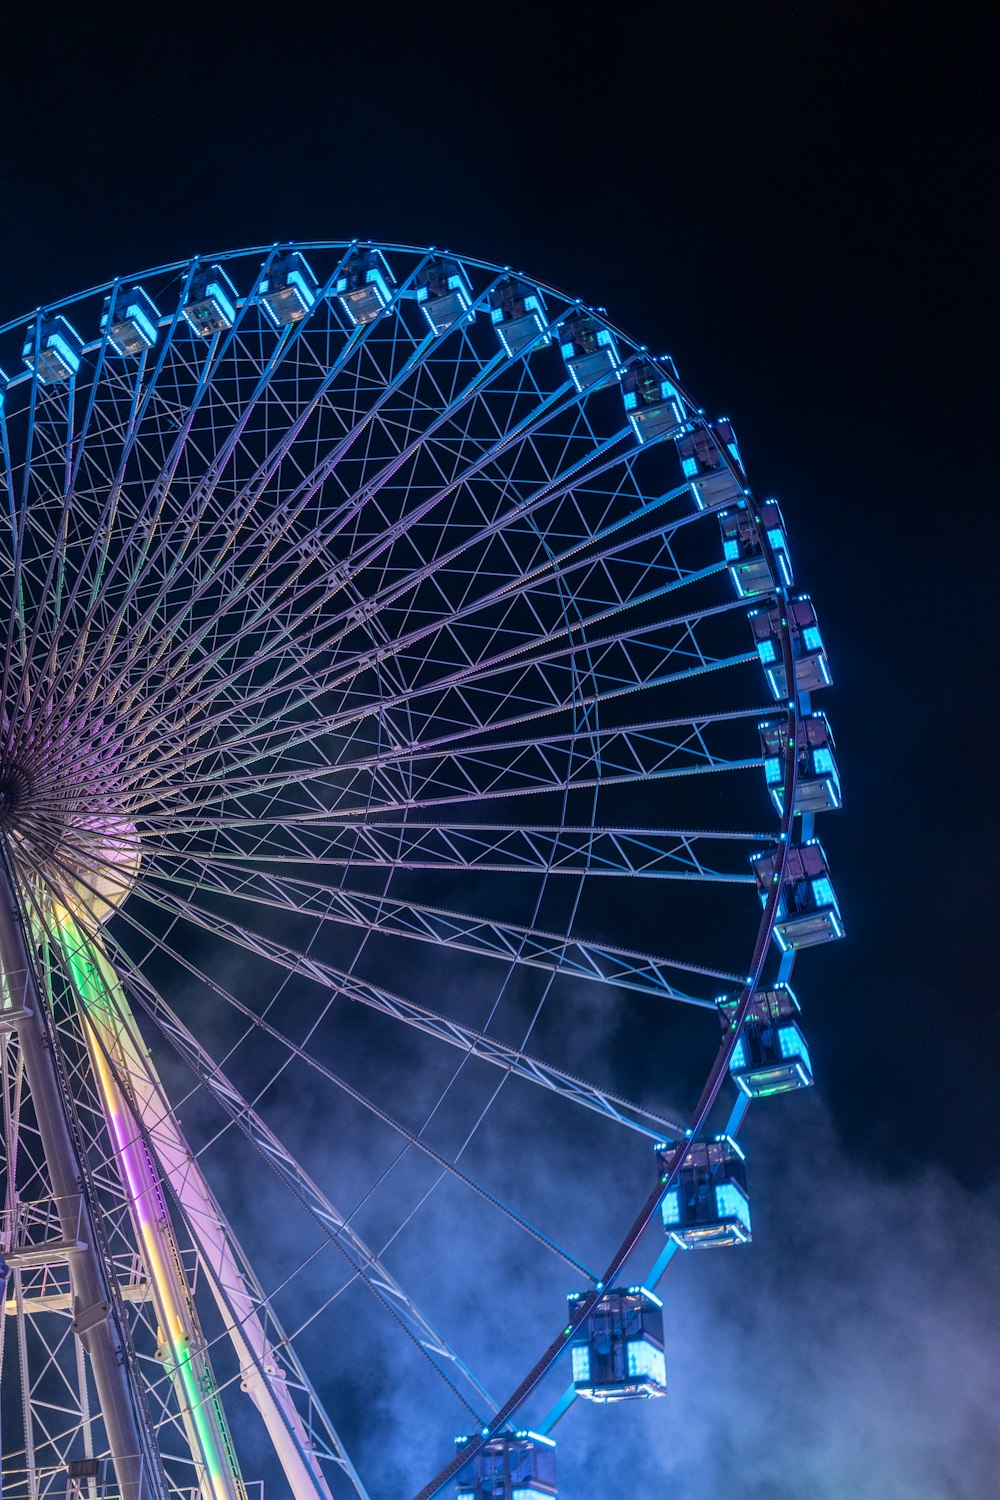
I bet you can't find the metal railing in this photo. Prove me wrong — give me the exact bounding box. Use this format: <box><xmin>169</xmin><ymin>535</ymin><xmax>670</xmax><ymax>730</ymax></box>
<box><xmin>1</xmin><ymin>1194</ymin><xmax>87</xmax><ymax>1268</ymax></box>
<box><xmin>0</xmin><ymin>1456</ymin><xmax>266</xmax><ymax>1500</ymax></box>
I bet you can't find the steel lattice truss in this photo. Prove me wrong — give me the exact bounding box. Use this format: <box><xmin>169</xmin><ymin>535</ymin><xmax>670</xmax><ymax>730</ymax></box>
<box><xmin>0</xmin><ymin>243</ymin><xmax>808</xmax><ymax>1499</ymax></box>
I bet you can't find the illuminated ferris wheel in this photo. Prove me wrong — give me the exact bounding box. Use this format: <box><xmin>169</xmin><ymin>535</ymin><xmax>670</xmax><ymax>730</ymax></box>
<box><xmin>0</xmin><ymin>242</ymin><xmax>842</xmax><ymax>1500</ymax></box>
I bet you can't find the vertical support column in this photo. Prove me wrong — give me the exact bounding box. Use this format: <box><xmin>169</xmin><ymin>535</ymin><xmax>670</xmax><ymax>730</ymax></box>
<box><xmin>0</xmin><ymin>857</ymin><xmax>157</xmax><ymax>1500</ymax></box>
<box><xmin>58</xmin><ymin>916</ymin><xmax>246</xmax><ymax>1500</ymax></box>
<box><xmin>60</xmin><ymin>916</ymin><xmax>338</xmax><ymax>1500</ymax></box>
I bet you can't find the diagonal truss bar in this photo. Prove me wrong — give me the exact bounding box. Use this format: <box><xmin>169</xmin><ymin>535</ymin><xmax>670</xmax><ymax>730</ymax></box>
<box><xmin>136</xmin><ymin>704</ymin><xmax>762</xmax><ymax>813</ymax></box>
<box><xmin>149</xmin><ymin>822</ymin><xmax>762</xmax><ymax>891</ymax></box>
<box><xmin>117</xmin><ymin>888</ymin><xmax>688</xmax><ymax>1139</ymax></box>
<box><xmin>138</xmin><ymin>856</ymin><xmax>719</xmax><ymax>1005</ymax></box>
<box><xmin>104</xmin><ymin>941</ymin><xmax>500</xmax><ymax>1425</ymax></box>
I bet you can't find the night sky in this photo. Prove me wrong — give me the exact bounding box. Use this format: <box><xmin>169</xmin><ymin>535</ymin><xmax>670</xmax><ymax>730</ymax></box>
<box><xmin>3</xmin><ymin>2</ymin><xmax>996</xmax><ymax>1496</ymax></box>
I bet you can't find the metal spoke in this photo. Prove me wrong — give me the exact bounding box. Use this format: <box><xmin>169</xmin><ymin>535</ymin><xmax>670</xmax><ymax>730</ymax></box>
<box><xmin>138</xmin><ymin>854</ymin><xmax>721</xmax><ymax>1003</ymax></box>
<box><xmin>112</xmin><ymin>879</ymin><xmax>689</xmax><ymax>1139</ymax></box>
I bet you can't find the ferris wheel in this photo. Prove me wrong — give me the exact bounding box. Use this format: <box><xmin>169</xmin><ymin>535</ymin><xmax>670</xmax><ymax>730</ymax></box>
<box><xmin>0</xmin><ymin>242</ymin><xmax>843</xmax><ymax>1500</ymax></box>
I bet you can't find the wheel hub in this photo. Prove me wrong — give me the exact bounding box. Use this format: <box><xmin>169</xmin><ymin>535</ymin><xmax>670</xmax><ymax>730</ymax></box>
<box><xmin>0</xmin><ymin>718</ymin><xmax>140</xmax><ymax>923</ymax></box>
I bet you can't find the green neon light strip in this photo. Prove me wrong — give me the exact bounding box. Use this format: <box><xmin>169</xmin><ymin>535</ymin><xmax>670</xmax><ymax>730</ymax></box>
<box><xmin>56</xmin><ymin>914</ymin><xmax>235</xmax><ymax>1498</ymax></box>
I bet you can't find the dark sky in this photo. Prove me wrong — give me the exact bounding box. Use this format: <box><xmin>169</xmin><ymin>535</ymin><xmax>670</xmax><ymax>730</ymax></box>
<box><xmin>3</xmin><ymin>1</ymin><xmax>996</xmax><ymax>1493</ymax></box>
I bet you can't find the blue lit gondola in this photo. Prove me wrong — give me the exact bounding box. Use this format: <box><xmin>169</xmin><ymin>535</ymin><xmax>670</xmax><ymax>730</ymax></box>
<box><xmin>415</xmin><ymin>257</ymin><xmax>474</xmax><ymax>335</ymax></box>
<box><xmin>568</xmin><ymin>1286</ymin><xmax>666</xmax><ymax>1401</ymax></box>
<box><xmin>489</xmin><ymin>277</ymin><xmax>550</xmax><ymax>356</ymax></box>
<box><xmin>258</xmin><ymin>251</ymin><xmax>318</xmax><ymax>327</ymax></box>
<box><xmin>717</xmin><ymin>985</ymin><xmax>814</xmax><ymax>1096</ymax></box>
<box><xmin>22</xmin><ymin>316</ymin><xmax>85</xmax><ymax>384</ymax></box>
<box><xmin>657</xmin><ymin>1136</ymin><xmax>752</xmax><ymax>1247</ymax></box>
<box><xmin>719</xmin><ymin>498</ymin><xmax>793</xmax><ymax>596</ymax></box>
<box><xmin>557</xmin><ymin>312</ymin><xmax>619</xmax><ymax>392</ymax></box>
<box><xmin>100</xmin><ymin>286</ymin><xmax>160</xmax><ymax>356</ymax></box>
<box><xmin>751</xmin><ymin>837</ymin><xmax>844</xmax><ymax>949</ymax></box>
<box><xmin>454</xmin><ymin>1430</ymin><xmax>556</xmax><ymax>1499</ymax></box>
<box><xmin>621</xmin><ymin>358</ymin><xmax>688</xmax><ymax>444</ymax></box>
<box><xmin>749</xmin><ymin>594</ymin><xmax>832</xmax><ymax>699</ymax></box>
<box><xmin>676</xmin><ymin>418</ymin><xmax>744</xmax><ymax>508</ymax></box>
<box><xmin>182</xmin><ymin>265</ymin><xmax>239</xmax><ymax>337</ymax></box>
<box><xmin>759</xmin><ymin>712</ymin><xmax>842</xmax><ymax>814</ymax></box>
<box><xmin>335</xmin><ymin>247</ymin><xmax>396</xmax><ymax>326</ymax></box>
